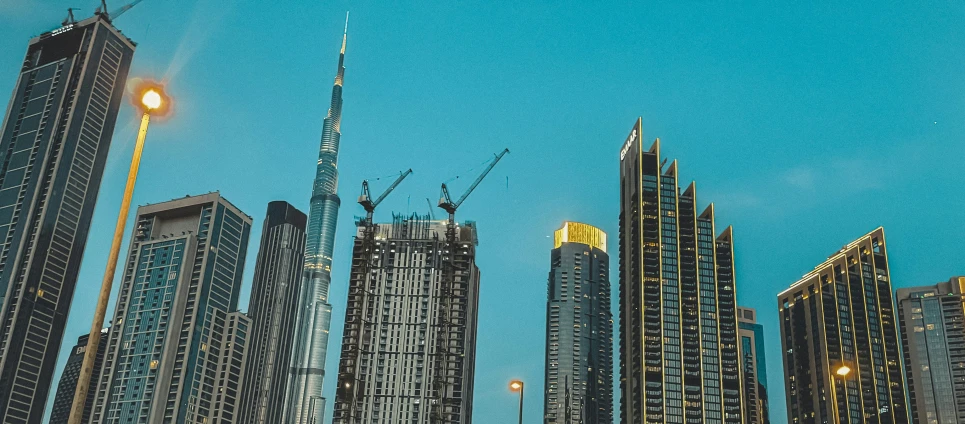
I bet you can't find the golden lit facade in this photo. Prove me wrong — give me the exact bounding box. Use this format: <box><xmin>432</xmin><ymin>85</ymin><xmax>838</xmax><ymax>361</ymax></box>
<box><xmin>618</xmin><ymin>118</ymin><xmax>743</xmax><ymax>424</ymax></box>
<box><xmin>777</xmin><ymin>228</ymin><xmax>908</xmax><ymax>424</ymax></box>
<box><xmin>554</xmin><ymin>221</ymin><xmax>607</xmax><ymax>253</ymax></box>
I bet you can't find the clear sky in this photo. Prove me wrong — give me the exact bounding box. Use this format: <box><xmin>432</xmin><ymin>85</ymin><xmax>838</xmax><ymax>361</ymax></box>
<box><xmin>2</xmin><ymin>1</ymin><xmax>964</xmax><ymax>422</ymax></box>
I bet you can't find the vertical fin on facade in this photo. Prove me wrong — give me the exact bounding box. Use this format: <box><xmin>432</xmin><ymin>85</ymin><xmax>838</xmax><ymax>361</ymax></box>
<box><xmin>699</xmin><ymin>203</ymin><xmax>715</xmax><ymax>220</ymax></box>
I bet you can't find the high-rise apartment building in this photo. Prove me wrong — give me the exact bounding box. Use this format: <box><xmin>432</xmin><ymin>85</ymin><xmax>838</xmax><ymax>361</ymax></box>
<box><xmin>288</xmin><ymin>17</ymin><xmax>349</xmax><ymax>423</ymax></box>
<box><xmin>209</xmin><ymin>311</ymin><xmax>250</xmax><ymax>424</ymax></box>
<box><xmin>89</xmin><ymin>193</ymin><xmax>253</xmax><ymax>423</ymax></box>
<box><xmin>0</xmin><ymin>13</ymin><xmax>135</xmax><ymax>421</ymax></box>
<box><xmin>896</xmin><ymin>277</ymin><xmax>965</xmax><ymax>424</ymax></box>
<box><xmin>778</xmin><ymin>227</ymin><xmax>908</xmax><ymax>424</ymax></box>
<box><xmin>738</xmin><ymin>307</ymin><xmax>769</xmax><ymax>424</ymax></box>
<box><xmin>544</xmin><ymin>222</ymin><xmax>612</xmax><ymax>424</ymax></box>
<box><xmin>331</xmin><ymin>214</ymin><xmax>480</xmax><ymax>424</ymax></box>
<box><xmin>48</xmin><ymin>329</ymin><xmax>108</xmax><ymax>424</ymax></box>
<box><xmin>618</xmin><ymin>117</ymin><xmax>743</xmax><ymax>424</ymax></box>
<box><xmin>239</xmin><ymin>201</ymin><xmax>307</xmax><ymax>424</ymax></box>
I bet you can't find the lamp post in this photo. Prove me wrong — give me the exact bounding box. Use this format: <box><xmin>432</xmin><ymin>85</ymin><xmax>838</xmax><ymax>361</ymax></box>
<box><xmin>831</xmin><ymin>365</ymin><xmax>852</xmax><ymax>424</ymax></box>
<box><xmin>67</xmin><ymin>84</ymin><xmax>169</xmax><ymax>424</ymax></box>
<box><xmin>510</xmin><ymin>380</ymin><xmax>524</xmax><ymax>424</ymax></box>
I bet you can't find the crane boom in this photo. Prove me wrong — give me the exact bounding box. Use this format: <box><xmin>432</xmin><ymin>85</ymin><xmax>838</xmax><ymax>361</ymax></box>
<box><xmin>358</xmin><ymin>169</ymin><xmax>412</xmax><ymax>219</ymax></box>
<box><xmin>438</xmin><ymin>148</ymin><xmax>509</xmax><ymax>216</ymax></box>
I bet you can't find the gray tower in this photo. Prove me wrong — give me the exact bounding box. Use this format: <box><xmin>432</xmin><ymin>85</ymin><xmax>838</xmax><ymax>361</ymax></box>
<box><xmin>544</xmin><ymin>222</ymin><xmax>612</xmax><ymax>424</ymax></box>
<box><xmin>89</xmin><ymin>193</ymin><xmax>253</xmax><ymax>423</ymax></box>
<box><xmin>618</xmin><ymin>118</ymin><xmax>743</xmax><ymax>424</ymax></box>
<box><xmin>896</xmin><ymin>277</ymin><xmax>965</xmax><ymax>424</ymax></box>
<box><xmin>0</xmin><ymin>13</ymin><xmax>135</xmax><ymax>422</ymax></box>
<box><xmin>288</xmin><ymin>16</ymin><xmax>349</xmax><ymax>423</ymax></box>
<box><xmin>331</xmin><ymin>214</ymin><xmax>480</xmax><ymax>424</ymax></box>
<box><xmin>240</xmin><ymin>201</ymin><xmax>307</xmax><ymax>424</ymax></box>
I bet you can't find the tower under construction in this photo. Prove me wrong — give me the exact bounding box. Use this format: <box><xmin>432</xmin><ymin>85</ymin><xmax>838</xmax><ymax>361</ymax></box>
<box><xmin>331</xmin><ymin>214</ymin><xmax>480</xmax><ymax>424</ymax></box>
<box><xmin>287</xmin><ymin>14</ymin><xmax>349</xmax><ymax>424</ymax></box>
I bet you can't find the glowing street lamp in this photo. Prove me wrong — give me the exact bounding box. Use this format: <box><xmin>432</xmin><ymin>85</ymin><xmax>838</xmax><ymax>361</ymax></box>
<box><xmin>67</xmin><ymin>82</ymin><xmax>170</xmax><ymax>424</ymax></box>
<box><xmin>509</xmin><ymin>380</ymin><xmax>524</xmax><ymax>424</ymax></box>
<box><xmin>830</xmin><ymin>364</ymin><xmax>853</xmax><ymax>422</ymax></box>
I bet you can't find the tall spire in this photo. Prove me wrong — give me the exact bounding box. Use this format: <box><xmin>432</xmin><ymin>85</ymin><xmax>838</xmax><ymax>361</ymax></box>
<box><xmin>286</xmin><ymin>14</ymin><xmax>352</xmax><ymax>424</ymax></box>
<box><xmin>335</xmin><ymin>12</ymin><xmax>348</xmax><ymax>87</ymax></box>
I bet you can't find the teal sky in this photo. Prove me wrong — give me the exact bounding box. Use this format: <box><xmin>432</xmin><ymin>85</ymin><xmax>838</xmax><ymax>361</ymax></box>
<box><xmin>2</xmin><ymin>1</ymin><xmax>964</xmax><ymax>422</ymax></box>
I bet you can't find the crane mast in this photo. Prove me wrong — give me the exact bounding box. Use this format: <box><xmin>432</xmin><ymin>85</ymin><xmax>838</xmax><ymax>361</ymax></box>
<box><xmin>334</xmin><ymin>170</ymin><xmax>411</xmax><ymax>424</ymax></box>
<box><xmin>431</xmin><ymin>149</ymin><xmax>509</xmax><ymax>423</ymax></box>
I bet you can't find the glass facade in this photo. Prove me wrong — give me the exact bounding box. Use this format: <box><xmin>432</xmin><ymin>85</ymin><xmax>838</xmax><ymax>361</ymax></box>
<box><xmin>89</xmin><ymin>193</ymin><xmax>252</xmax><ymax>423</ymax></box>
<box><xmin>288</xmin><ymin>22</ymin><xmax>349</xmax><ymax>424</ymax></box>
<box><xmin>48</xmin><ymin>330</ymin><xmax>108</xmax><ymax>424</ymax></box>
<box><xmin>738</xmin><ymin>307</ymin><xmax>770</xmax><ymax>424</ymax></box>
<box><xmin>777</xmin><ymin>228</ymin><xmax>908</xmax><ymax>424</ymax></box>
<box><xmin>544</xmin><ymin>222</ymin><xmax>612</xmax><ymax>424</ymax></box>
<box><xmin>619</xmin><ymin>118</ymin><xmax>742</xmax><ymax>424</ymax></box>
<box><xmin>239</xmin><ymin>202</ymin><xmax>307</xmax><ymax>424</ymax></box>
<box><xmin>0</xmin><ymin>14</ymin><xmax>134</xmax><ymax>421</ymax></box>
<box><xmin>896</xmin><ymin>277</ymin><xmax>965</xmax><ymax>424</ymax></box>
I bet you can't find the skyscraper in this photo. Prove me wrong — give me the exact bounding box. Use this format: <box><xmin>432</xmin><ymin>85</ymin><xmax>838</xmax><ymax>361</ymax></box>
<box><xmin>896</xmin><ymin>277</ymin><xmax>965</xmax><ymax>424</ymax></box>
<box><xmin>544</xmin><ymin>222</ymin><xmax>612</xmax><ymax>424</ymax></box>
<box><xmin>777</xmin><ymin>227</ymin><xmax>908</xmax><ymax>424</ymax></box>
<box><xmin>89</xmin><ymin>193</ymin><xmax>253</xmax><ymax>423</ymax></box>
<box><xmin>48</xmin><ymin>329</ymin><xmax>108</xmax><ymax>424</ymax></box>
<box><xmin>618</xmin><ymin>117</ymin><xmax>743</xmax><ymax>424</ymax></box>
<box><xmin>738</xmin><ymin>307</ymin><xmax>770</xmax><ymax>424</ymax></box>
<box><xmin>331</xmin><ymin>214</ymin><xmax>480</xmax><ymax>424</ymax></box>
<box><xmin>239</xmin><ymin>201</ymin><xmax>307</xmax><ymax>424</ymax></box>
<box><xmin>288</xmin><ymin>16</ymin><xmax>349</xmax><ymax>423</ymax></box>
<box><xmin>0</xmin><ymin>13</ymin><xmax>135</xmax><ymax>421</ymax></box>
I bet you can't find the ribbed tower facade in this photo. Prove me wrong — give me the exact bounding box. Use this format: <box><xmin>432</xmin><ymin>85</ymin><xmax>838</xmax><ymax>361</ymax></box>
<box><xmin>618</xmin><ymin>118</ymin><xmax>743</xmax><ymax>424</ymax></box>
<box><xmin>287</xmin><ymin>17</ymin><xmax>348</xmax><ymax>424</ymax></box>
<box><xmin>777</xmin><ymin>228</ymin><xmax>908</xmax><ymax>424</ymax></box>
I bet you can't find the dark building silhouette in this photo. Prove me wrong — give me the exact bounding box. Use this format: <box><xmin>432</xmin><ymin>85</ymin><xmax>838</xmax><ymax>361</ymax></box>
<box><xmin>896</xmin><ymin>277</ymin><xmax>965</xmax><ymax>424</ymax></box>
<box><xmin>778</xmin><ymin>228</ymin><xmax>908</xmax><ymax>424</ymax></box>
<box><xmin>618</xmin><ymin>117</ymin><xmax>743</xmax><ymax>424</ymax></box>
<box><xmin>48</xmin><ymin>329</ymin><xmax>107</xmax><ymax>424</ymax></box>
<box><xmin>89</xmin><ymin>193</ymin><xmax>253</xmax><ymax>423</ymax></box>
<box><xmin>544</xmin><ymin>222</ymin><xmax>612</xmax><ymax>424</ymax></box>
<box><xmin>0</xmin><ymin>13</ymin><xmax>135</xmax><ymax>422</ymax></box>
<box><xmin>738</xmin><ymin>307</ymin><xmax>770</xmax><ymax>424</ymax></box>
<box><xmin>239</xmin><ymin>201</ymin><xmax>307</xmax><ymax>424</ymax></box>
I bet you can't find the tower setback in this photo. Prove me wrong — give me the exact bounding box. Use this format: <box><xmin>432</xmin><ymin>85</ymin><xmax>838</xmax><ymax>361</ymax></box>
<box><xmin>618</xmin><ymin>117</ymin><xmax>743</xmax><ymax>424</ymax></box>
<box><xmin>287</xmin><ymin>16</ymin><xmax>349</xmax><ymax>424</ymax></box>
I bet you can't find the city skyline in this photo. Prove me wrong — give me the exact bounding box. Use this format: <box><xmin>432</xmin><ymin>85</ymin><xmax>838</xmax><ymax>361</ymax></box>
<box><xmin>2</xmin><ymin>2</ymin><xmax>964</xmax><ymax>423</ymax></box>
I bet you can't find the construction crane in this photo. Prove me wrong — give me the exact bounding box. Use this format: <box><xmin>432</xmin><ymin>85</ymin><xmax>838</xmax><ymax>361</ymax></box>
<box><xmin>95</xmin><ymin>0</ymin><xmax>146</xmax><ymax>22</ymax></box>
<box><xmin>334</xmin><ymin>169</ymin><xmax>411</xmax><ymax>424</ymax></box>
<box><xmin>437</xmin><ymin>148</ymin><xmax>510</xmax><ymax>222</ymax></box>
<box><xmin>358</xmin><ymin>169</ymin><xmax>413</xmax><ymax>223</ymax></box>
<box><xmin>430</xmin><ymin>149</ymin><xmax>509</xmax><ymax>424</ymax></box>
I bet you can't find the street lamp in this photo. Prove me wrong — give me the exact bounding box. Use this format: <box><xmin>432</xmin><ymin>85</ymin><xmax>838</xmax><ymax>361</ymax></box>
<box><xmin>830</xmin><ymin>364</ymin><xmax>852</xmax><ymax>423</ymax></box>
<box><xmin>510</xmin><ymin>380</ymin><xmax>524</xmax><ymax>424</ymax></box>
<box><xmin>67</xmin><ymin>82</ymin><xmax>170</xmax><ymax>424</ymax></box>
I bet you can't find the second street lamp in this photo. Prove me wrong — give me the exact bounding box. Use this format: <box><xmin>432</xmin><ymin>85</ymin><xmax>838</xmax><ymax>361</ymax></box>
<box><xmin>510</xmin><ymin>380</ymin><xmax>524</xmax><ymax>424</ymax></box>
<box><xmin>67</xmin><ymin>82</ymin><xmax>170</xmax><ymax>424</ymax></box>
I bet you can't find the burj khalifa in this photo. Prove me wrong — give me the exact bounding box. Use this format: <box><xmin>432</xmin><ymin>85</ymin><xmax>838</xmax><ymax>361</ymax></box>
<box><xmin>287</xmin><ymin>15</ymin><xmax>348</xmax><ymax>424</ymax></box>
